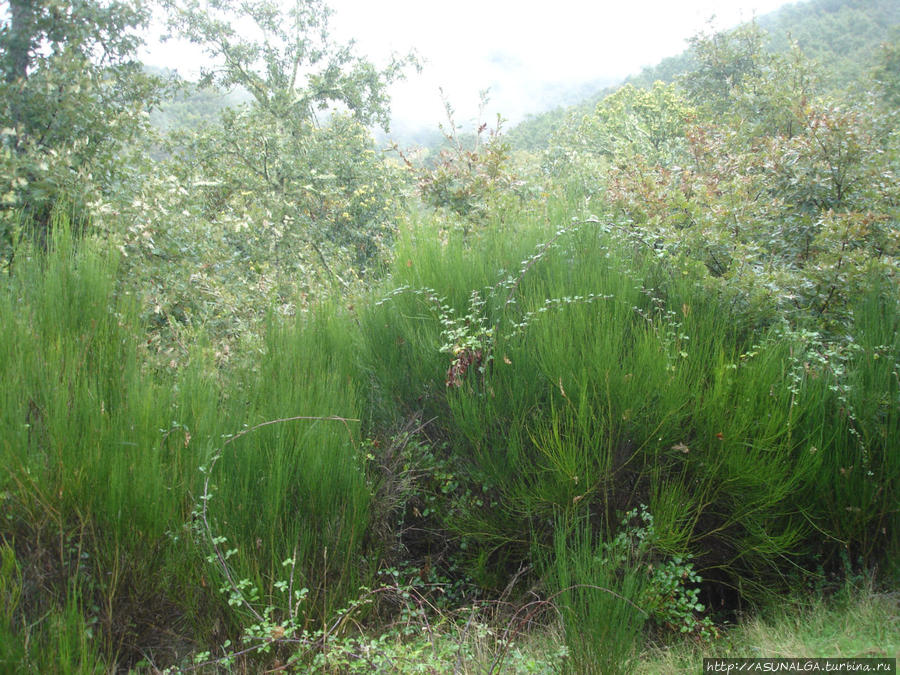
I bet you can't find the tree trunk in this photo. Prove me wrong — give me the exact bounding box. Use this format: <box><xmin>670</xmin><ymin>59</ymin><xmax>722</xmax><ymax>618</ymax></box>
<box><xmin>4</xmin><ymin>0</ymin><xmax>37</xmax><ymax>84</ymax></box>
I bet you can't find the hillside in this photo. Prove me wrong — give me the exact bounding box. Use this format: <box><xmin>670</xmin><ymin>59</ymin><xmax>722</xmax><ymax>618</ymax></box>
<box><xmin>147</xmin><ymin>66</ymin><xmax>251</xmax><ymax>132</ymax></box>
<box><xmin>507</xmin><ymin>0</ymin><xmax>900</xmax><ymax>150</ymax></box>
<box><xmin>1</xmin><ymin>0</ymin><xmax>897</xmax><ymax>671</ymax></box>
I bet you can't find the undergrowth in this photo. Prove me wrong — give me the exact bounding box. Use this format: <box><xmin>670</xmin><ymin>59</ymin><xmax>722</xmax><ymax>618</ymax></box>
<box><xmin>0</xmin><ymin>200</ymin><xmax>896</xmax><ymax>671</ymax></box>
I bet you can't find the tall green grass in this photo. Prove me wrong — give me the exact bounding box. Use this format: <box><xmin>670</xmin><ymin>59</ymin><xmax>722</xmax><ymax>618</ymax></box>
<box><xmin>1</xmin><ymin>220</ymin><xmax>197</xmax><ymax>666</ymax></box>
<box><xmin>548</xmin><ymin>519</ymin><xmax>649</xmax><ymax>674</ymax></box>
<box><xmin>361</xmin><ymin>203</ymin><xmax>899</xmax><ymax>656</ymax></box>
<box><xmin>0</xmin><ymin>220</ymin><xmax>378</xmax><ymax>668</ymax></box>
<box><xmin>1</xmin><ymin>200</ymin><xmax>896</xmax><ymax>669</ymax></box>
<box><xmin>204</xmin><ymin>303</ymin><xmax>371</xmax><ymax>628</ymax></box>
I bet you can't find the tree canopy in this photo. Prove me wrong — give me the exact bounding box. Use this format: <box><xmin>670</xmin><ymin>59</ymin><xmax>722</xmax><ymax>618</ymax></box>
<box><xmin>0</xmin><ymin>0</ymin><xmax>162</xmax><ymax>254</ymax></box>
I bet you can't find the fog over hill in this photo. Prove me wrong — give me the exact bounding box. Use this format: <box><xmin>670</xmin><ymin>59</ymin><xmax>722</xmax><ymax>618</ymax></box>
<box><xmin>141</xmin><ymin>0</ymin><xmax>793</xmax><ymax>142</ymax></box>
<box><xmin>506</xmin><ymin>0</ymin><xmax>900</xmax><ymax>150</ymax></box>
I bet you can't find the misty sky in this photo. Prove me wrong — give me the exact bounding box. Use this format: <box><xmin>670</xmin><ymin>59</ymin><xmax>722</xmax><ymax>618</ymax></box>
<box><xmin>143</xmin><ymin>0</ymin><xmax>795</xmax><ymax>134</ymax></box>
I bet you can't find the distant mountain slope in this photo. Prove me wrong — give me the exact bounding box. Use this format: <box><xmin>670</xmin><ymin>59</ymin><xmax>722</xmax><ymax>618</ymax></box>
<box><xmin>760</xmin><ymin>0</ymin><xmax>899</xmax><ymax>87</ymax></box>
<box><xmin>146</xmin><ymin>66</ymin><xmax>251</xmax><ymax>132</ymax></box>
<box><xmin>507</xmin><ymin>0</ymin><xmax>900</xmax><ymax>151</ymax></box>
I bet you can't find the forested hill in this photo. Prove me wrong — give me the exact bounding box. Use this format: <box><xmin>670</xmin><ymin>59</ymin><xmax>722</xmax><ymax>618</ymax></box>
<box><xmin>146</xmin><ymin>66</ymin><xmax>250</xmax><ymax>132</ymax></box>
<box><xmin>506</xmin><ymin>0</ymin><xmax>900</xmax><ymax>151</ymax></box>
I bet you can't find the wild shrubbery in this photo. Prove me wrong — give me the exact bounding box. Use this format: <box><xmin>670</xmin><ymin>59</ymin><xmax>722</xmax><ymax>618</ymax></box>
<box><xmin>0</xmin><ymin>6</ymin><xmax>897</xmax><ymax>673</ymax></box>
<box><xmin>366</xmin><ymin>210</ymin><xmax>898</xmax><ymax>672</ymax></box>
<box><xmin>3</xmin><ymin>198</ymin><xmax>896</xmax><ymax>670</ymax></box>
<box><xmin>556</xmin><ymin>23</ymin><xmax>899</xmax><ymax>337</ymax></box>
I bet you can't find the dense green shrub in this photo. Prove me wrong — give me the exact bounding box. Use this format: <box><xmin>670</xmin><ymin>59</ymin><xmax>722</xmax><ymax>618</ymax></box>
<box><xmin>367</xmin><ymin>207</ymin><xmax>899</xmax><ymax>612</ymax></box>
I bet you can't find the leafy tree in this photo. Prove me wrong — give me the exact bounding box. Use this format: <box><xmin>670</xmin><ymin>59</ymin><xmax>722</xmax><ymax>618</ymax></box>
<box><xmin>163</xmin><ymin>0</ymin><xmax>411</xmax><ymax>130</ymax></box>
<box><xmin>543</xmin><ymin>82</ymin><xmax>692</xmax><ymax>203</ymax></box>
<box><xmin>578</xmin><ymin>82</ymin><xmax>693</xmax><ymax>166</ymax></box>
<box><xmin>111</xmin><ymin>0</ymin><xmax>415</xmax><ymax>357</ymax></box>
<box><xmin>402</xmin><ymin>94</ymin><xmax>514</xmax><ymax>233</ymax></box>
<box><xmin>161</xmin><ymin>0</ymin><xmax>415</xmax><ymax>278</ymax></box>
<box><xmin>681</xmin><ymin>22</ymin><xmax>770</xmax><ymax>112</ymax></box>
<box><xmin>681</xmin><ymin>22</ymin><xmax>819</xmax><ymax>140</ymax></box>
<box><xmin>0</xmin><ymin>0</ymin><xmax>163</xmax><ymax>260</ymax></box>
<box><xmin>561</xmin><ymin>22</ymin><xmax>899</xmax><ymax>333</ymax></box>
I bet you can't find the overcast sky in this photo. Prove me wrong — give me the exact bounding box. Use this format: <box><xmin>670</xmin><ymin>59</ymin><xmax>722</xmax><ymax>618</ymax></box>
<box><xmin>143</xmin><ymin>0</ymin><xmax>796</xmax><ymax>135</ymax></box>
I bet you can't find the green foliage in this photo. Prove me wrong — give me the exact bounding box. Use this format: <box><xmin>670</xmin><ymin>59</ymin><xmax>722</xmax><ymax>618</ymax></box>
<box><xmin>512</xmin><ymin>0</ymin><xmax>900</xmax><ymax>153</ymax></box>
<box><xmin>366</xmin><ymin>203</ymin><xmax>899</xmax><ymax>609</ymax></box>
<box><xmin>548</xmin><ymin>82</ymin><xmax>693</xmax><ymax>196</ymax></box>
<box><xmin>637</xmin><ymin>583</ymin><xmax>900</xmax><ymax>673</ymax></box>
<box><xmin>612</xmin><ymin>507</ymin><xmax>716</xmax><ymax>640</ymax></box>
<box><xmin>0</xmin><ymin>220</ymin><xmax>200</xmax><ymax>666</ymax></box>
<box><xmin>404</xmin><ymin>95</ymin><xmax>516</xmax><ymax>234</ymax></box>
<box><xmin>163</xmin><ymin>0</ymin><xmax>411</xmax><ymax>130</ymax></box>
<box><xmin>184</xmin><ymin>558</ymin><xmax>569</xmax><ymax>673</ymax></box>
<box><xmin>873</xmin><ymin>26</ymin><xmax>900</xmax><ymax>107</ymax></box>
<box><xmin>203</xmin><ymin>307</ymin><xmax>372</xmax><ymax>624</ymax></box>
<box><xmin>549</xmin><ymin>505</ymin><xmax>715</xmax><ymax>672</ymax></box>
<box><xmin>681</xmin><ymin>22</ymin><xmax>773</xmax><ymax>115</ymax></box>
<box><xmin>161</xmin><ymin>0</ymin><xmax>414</xmax><ymax>272</ymax></box>
<box><xmin>506</xmin><ymin>105</ymin><xmax>571</xmax><ymax>152</ymax></box>
<box><xmin>113</xmin><ymin>0</ymin><xmax>418</xmax><ymax>359</ymax></box>
<box><xmin>0</xmin><ymin>222</ymin><xmax>376</xmax><ymax>667</ymax></box>
<box><xmin>1</xmin><ymin>1</ymin><xmax>899</xmax><ymax>670</ymax></box>
<box><xmin>584</xmin><ymin>82</ymin><xmax>694</xmax><ymax>164</ymax></box>
<box><xmin>760</xmin><ymin>0</ymin><xmax>900</xmax><ymax>90</ymax></box>
<box><xmin>562</xmin><ymin>22</ymin><xmax>900</xmax><ymax>337</ymax></box>
<box><xmin>548</xmin><ymin>518</ymin><xmax>649</xmax><ymax>674</ymax></box>
<box><xmin>0</xmin><ymin>0</ymin><xmax>164</xmax><ymax>256</ymax></box>
<box><xmin>683</xmin><ymin>23</ymin><xmax>819</xmax><ymax>139</ymax></box>
<box><xmin>171</xmin><ymin>109</ymin><xmax>403</xmax><ymax>273</ymax></box>
<box><xmin>0</xmin><ymin>544</ymin><xmax>24</xmax><ymax>666</ymax></box>
<box><xmin>2</xmin><ymin>157</ymin><xmax>897</xmax><ymax>671</ymax></box>
<box><xmin>10</xmin><ymin>585</ymin><xmax>108</xmax><ymax>673</ymax></box>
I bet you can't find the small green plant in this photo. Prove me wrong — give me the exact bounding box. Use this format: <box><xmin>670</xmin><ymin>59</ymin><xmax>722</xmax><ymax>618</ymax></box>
<box><xmin>606</xmin><ymin>506</ymin><xmax>717</xmax><ymax>641</ymax></box>
<box><xmin>644</xmin><ymin>556</ymin><xmax>714</xmax><ymax>639</ymax></box>
<box><xmin>441</xmin><ymin>289</ymin><xmax>494</xmax><ymax>388</ymax></box>
<box><xmin>408</xmin><ymin>91</ymin><xmax>513</xmax><ymax>232</ymax></box>
<box><xmin>376</xmin><ymin>220</ymin><xmax>601</xmax><ymax>392</ymax></box>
